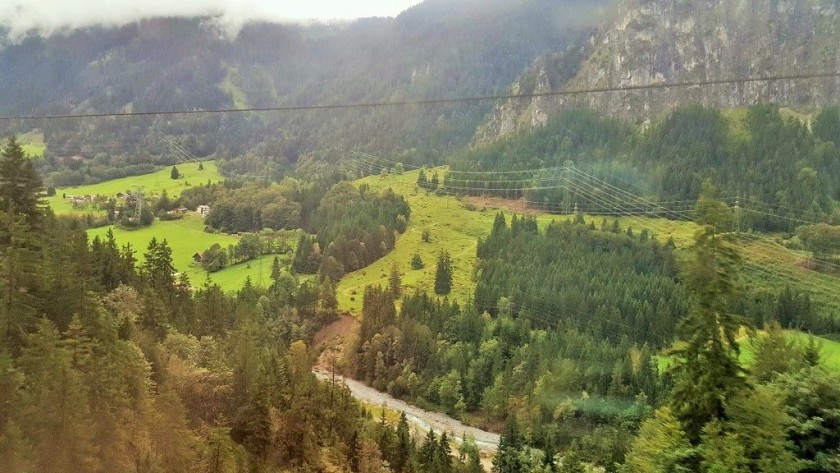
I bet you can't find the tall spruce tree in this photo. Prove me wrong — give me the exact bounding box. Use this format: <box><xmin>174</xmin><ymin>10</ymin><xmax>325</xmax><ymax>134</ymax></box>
<box><xmin>0</xmin><ymin>137</ymin><xmax>45</xmax><ymax>226</ymax></box>
<box><xmin>669</xmin><ymin>183</ymin><xmax>748</xmax><ymax>441</ymax></box>
<box><xmin>434</xmin><ymin>251</ymin><xmax>452</xmax><ymax>295</ymax></box>
<box><xmin>493</xmin><ymin>416</ymin><xmax>524</xmax><ymax>473</ymax></box>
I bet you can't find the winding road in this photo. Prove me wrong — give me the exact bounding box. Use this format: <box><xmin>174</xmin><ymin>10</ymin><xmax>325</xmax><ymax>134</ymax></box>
<box><xmin>314</xmin><ymin>371</ymin><xmax>500</xmax><ymax>451</ymax></box>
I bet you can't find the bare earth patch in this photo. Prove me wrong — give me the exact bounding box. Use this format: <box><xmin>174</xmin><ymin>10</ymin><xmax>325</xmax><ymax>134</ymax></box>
<box><xmin>313</xmin><ymin>314</ymin><xmax>359</xmax><ymax>374</ymax></box>
<box><xmin>465</xmin><ymin>196</ymin><xmax>543</xmax><ymax>215</ymax></box>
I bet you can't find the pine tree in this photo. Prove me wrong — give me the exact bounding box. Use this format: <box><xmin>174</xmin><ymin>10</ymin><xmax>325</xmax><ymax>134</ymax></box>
<box><xmin>394</xmin><ymin>412</ymin><xmax>414</xmax><ymax>473</ymax></box>
<box><xmin>19</xmin><ymin>319</ymin><xmax>100</xmax><ymax>473</ymax></box>
<box><xmin>142</xmin><ymin>238</ymin><xmax>177</xmax><ymax>296</ymax></box>
<box><xmin>419</xmin><ymin>429</ymin><xmax>437</xmax><ymax>470</ymax></box>
<box><xmin>410</xmin><ymin>253</ymin><xmax>424</xmax><ymax>270</ymax></box>
<box><xmin>389</xmin><ymin>263</ymin><xmax>402</xmax><ymax>298</ymax></box>
<box><xmin>493</xmin><ymin>416</ymin><xmax>524</xmax><ymax>473</ymax></box>
<box><xmin>0</xmin><ymin>137</ymin><xmax>45</xmax><ymax>225</ymax></box>
<box><xmin>417</xmin><ymin>169</ymin><xmax>428</xmax><ymax>189</ymax></box>
<box><xmin>434</xmin><ymin>251</ymin><xmax>452</xmax><ymax>295</ymax></box>
<box><xmin>171</xmin><ymin>166</ymin><xmax>180</xmax><ymax>179</ymax></box>
<box><xmin>435</xmin><ymin>431</ymin><xmax>453</xmax><ymax>473</ymax></box>
<box><xmin>270</xmin><ymin>256</ymin><xmax>281</xmax><ymax>282</ymax></box>
<box><xmin>0</xmin><ymin>212</ymin><xmax>40</xmax><ymax>352</ymax></box>
<box><xmin>669</xmin><ymin>183</ymin><xmax>747</xmax><ymax>441</ymax></box>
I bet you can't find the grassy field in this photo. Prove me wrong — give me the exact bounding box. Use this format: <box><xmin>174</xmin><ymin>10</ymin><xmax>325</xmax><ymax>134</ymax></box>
<box><xmin>17</xmin><ymin>130</ymin><xmax>46</xmax><ymax>158</ymax></box>
<box><xmin>87</xmin><ymin>213</ymin><xmax>293</xmax><ymax>291</ymax></box>
<box><xmin>47</xmin><ymin>161</ymin><xmax>223</xmax><ymax>215</ymax></box>
<box><xmin>338</xmin><ymin>168</ymin><xmax>567</xmax><ymax>314</ymax></box>
<box><xmin>740</xmin><ymin>330</ymin><xmax>840</xmax><ymax>371</ymax></box>
<box><xmin>659</xmin><ymin>330</ymin><xmax>840</xmax><ymax>373</ymax></box>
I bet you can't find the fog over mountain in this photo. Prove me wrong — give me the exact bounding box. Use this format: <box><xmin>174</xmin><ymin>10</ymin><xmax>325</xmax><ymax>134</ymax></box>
<box><xmin>0</xmin><ymin>0</ymin><xmax>423</xmax><ymax>39</ymax></box>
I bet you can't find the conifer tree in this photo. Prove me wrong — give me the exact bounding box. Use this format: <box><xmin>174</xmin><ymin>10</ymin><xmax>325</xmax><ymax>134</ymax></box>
<box><xmin>394</xmin><ymin>412</ymin><xmax>414</xmax><ymax>473</ymax></box>
<box><xmin>389</xmin><ymin>262</ymin><xmax>401</xmax><ymax>298</ymax></box>
<box><xmin>142</xmin><ymin>238</ymin><xmax>177</xmax><ymax>296</ymax></box>
<box><xmin>0</xmin><ymin>137</ymin><xmax>45</xmax><ymax>226</ymax></box>
<box><xmin>435</xmin><ymin>431</ymin><xmax>453</xmax><ymax>473</ymax></box>
<box><xmin>270</xmin><ymin>256</ymin><xmax>281</xmax><ymax>282</ymax></box>
<box><xmin>493</xmin><ymin>416</ymin><xmax>524</xmax><ymax>473</ymax></box>
<box><xmin>430</xmin><ymin>172</ymin><xmax>440</xmax><ymax>190</ymax></box>
<box><xmin>419</xmin><ymin>429</ymin><xmax>438</xmax><ymax>470</ymax></box>
<box><xmin>669</xmin><ymin>183</ymin><xmax>747</xmax><ymax>441</ymax></box>
<box><xmin>410</xmin><ymin>253</ymin><xmax>424</xmax><ymax>270</ymax></box>
<box><xmin>434</xmin><ymin>251</ymin><xmax>452</xmax><ymax>295</ymax></box>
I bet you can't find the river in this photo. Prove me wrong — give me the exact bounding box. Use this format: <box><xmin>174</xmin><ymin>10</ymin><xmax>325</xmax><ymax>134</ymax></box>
<box><xmin>313</xmin><ymin>371</ymin><xmax>501</xmax><ymax>452</ymax></box>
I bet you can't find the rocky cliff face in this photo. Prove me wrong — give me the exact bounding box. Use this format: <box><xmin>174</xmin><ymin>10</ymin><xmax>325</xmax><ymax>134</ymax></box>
<box><xmin>475</xmin><ymin>0</ymin><xmax>840</xmax><ymax>143</ymax></box>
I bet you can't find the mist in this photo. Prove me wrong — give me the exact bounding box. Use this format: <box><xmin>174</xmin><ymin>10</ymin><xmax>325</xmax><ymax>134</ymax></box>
<box><xmin>0</xmin><ymin>0</ymin><xmax>422</xmax><ymax>40</ymax></box>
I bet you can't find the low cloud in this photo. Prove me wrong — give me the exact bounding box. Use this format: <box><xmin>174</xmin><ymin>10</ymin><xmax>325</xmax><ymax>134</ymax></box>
<box><xmin>0</xmin><ymin>0</ymin><xmax>421</xmax><ymax>40</ymax></box>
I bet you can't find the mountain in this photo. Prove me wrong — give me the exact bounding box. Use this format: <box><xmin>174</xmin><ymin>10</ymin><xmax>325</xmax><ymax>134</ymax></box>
<box><xmin>0</xmin><ymin>0</ymin><xmax>609</xmax><ymax>184</ymax></box>
<box><xmin>475</xmin><ymin>0</ymin><xmax>840</xmax><ymax>143</ymax></box>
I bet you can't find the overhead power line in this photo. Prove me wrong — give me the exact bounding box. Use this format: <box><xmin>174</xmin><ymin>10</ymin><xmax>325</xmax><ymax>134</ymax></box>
<box><xmin>2</xmin><ymin>70</ymin><xmax>839</xmax><ymax>121</ymax></box>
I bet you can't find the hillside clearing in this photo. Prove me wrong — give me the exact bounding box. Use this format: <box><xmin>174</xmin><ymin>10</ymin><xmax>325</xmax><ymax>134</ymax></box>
<box><xmin>87</xmin><ymin>213</ymin><xmax>296</xmax><ymax>291</ymax></box>
<box><xmin>47</xmin><ymin>160</ymin><xmax>223</xmax><ymax>216</ymax></box>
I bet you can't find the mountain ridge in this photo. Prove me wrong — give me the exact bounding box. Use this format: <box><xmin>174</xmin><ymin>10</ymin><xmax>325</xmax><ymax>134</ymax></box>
<box><xmin>474</xmin><ymin>0</ymin><xmax>840</xmax><ymax>144</ymax></box>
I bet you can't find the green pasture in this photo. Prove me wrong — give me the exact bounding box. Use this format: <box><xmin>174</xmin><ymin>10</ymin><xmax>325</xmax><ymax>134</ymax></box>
<box><xmin>740</xmin><ymin>330</ymin><xmax>840</xmax><ymax>371</ymax></box>
<box><xmin>659</xmin><ymin>330</ymin><xmax>840</xmax><ymax>373</ymax></box>
<box><xmin>16</xmin><ymin>130</ymin><xmax>46</xmax><ymax>158</ymax></box>
<box><xmin>337</xmin><ymin>167</ymin><xmax>561</xmax><ymax>314</ymax></box>
<box><xmin>87</xmin><ymin>213</ymin><xmax>290</xmax><ymax>291</ymax></box>
<box><xmin>47</xmin><ymin>161</ymin><xmax>223</xmax><ymax>215</ymax></box>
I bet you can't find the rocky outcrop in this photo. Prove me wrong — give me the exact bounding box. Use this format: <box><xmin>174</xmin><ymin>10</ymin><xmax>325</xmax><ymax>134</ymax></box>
<box><xmin>475</xmin><ymin>0</ymin><xmax>840</xmax><ymax>143</ymax></box>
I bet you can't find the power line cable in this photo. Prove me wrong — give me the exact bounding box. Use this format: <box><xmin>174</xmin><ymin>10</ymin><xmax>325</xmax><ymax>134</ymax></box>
<box><xmin>2</xmin><ymin>70</ymin><xmax>839</xmax><ymax>121</ymax></box>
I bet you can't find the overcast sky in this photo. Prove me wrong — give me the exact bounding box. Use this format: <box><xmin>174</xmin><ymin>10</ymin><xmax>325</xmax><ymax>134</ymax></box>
<box><xmin>0</xmin><ymin>0</ymin><xmax>424</xmax><ymax>39</ymax></box>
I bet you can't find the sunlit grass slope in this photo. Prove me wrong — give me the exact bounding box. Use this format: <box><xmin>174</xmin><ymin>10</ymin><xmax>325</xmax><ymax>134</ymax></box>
<box><xmin>338</xmin><ymin>168</ymin><xmax>563</xmax><ymax>314</ymax></box>
<box><xmin>740</xmin><ymin>330</ymin><xmax>840</xmax><ymax>372</ymax></box>
<box><xmin>18</xmin><ymin>130</ymin><xmax>46</xmax><ymax>158</ymax></box>
<box><xmin>47</xmin><ymin>161</ymin><xmax>223</xmax><ymax>215</ymax></box>
<box><xmin>86</xmin><ymin>213</ymin><xmax>293</xmax><ymax>291</ymax></box>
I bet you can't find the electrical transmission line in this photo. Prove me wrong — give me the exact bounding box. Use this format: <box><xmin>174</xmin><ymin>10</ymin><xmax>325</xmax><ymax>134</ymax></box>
<box><xmin>2</xmin><ymin>71</ymin><xmax>839</xmax><ymax>121</ymax></box>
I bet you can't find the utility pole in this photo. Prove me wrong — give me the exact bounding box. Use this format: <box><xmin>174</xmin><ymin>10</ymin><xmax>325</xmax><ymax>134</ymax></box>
<box><xmin>564</xmin><ymin>160</ymin><xmax>575</xmax><ymax>215</ymax></box>
<box><xmin>133</xmin><ymin>185</ymin><xmax>145</xmax><ymax>220</ymax></box>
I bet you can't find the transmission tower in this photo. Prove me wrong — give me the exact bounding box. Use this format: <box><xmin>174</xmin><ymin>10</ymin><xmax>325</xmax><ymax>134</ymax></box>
<box><xmin>133</xmin><ymin>185</ymin><xmax>145</xmax><ymax>220</ymax></box>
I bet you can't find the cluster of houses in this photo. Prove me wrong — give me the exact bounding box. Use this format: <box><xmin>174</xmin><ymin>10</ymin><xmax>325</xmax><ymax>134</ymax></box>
<box><xmin>66</xmin><ymin>194</ymin><xmax>96</xmax><ymax>206</ymax></box>
<box><xmin>64</xmin><ymin>193</ymin><xmax>211</xmax><ymax>221</ymax></box>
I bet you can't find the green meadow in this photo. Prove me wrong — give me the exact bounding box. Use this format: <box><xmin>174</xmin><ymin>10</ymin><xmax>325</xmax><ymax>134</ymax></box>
<box><xmin>18</xmin><ymin>130</ymin><xmax>46</xmax><ymax>158</ymax></box>
<box><xmin>660</xmin><ymin>330</ymin><xmax>840</xmax><ymax>373</ymax></box>
<box><xmin>47</xmin><ymin>161</ymin><xmax>223</xmax><ymax>216</ymax></box>
<box><xmin>86</xmin><ymin>212</ymin><xmax>294</xmax><ymax>292</ymax></box>
<box><xmin>40</xmin><ymin>160</ymin><xmax>306</xmax><ymax>292</ymax></box>
<box><xmin>338</xmin><ymin>168</ymin><xmax>562</xmax><ymax>314</ymax></box>
<box><xmin>740</xmin><ymin>330</ymin><xmax>840</xmax><ymax>371</ymax></box>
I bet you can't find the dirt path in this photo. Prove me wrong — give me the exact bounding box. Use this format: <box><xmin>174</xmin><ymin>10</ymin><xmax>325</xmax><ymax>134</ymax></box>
<box><xmin>313</xmin><ymin>371</ymin><xmax>501</xmax><ymax>452</ymax></box>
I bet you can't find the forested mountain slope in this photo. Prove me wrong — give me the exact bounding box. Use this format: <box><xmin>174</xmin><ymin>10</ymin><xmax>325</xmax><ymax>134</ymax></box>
<box><xmin>475</xmin><ymin>0</ymin><xmax>840</xmax><ymax>142</ymax></box>
<box><xmin>0</xmin><ymin>0</ymin><xmax>608</xmax><ymax>184</ymax></box>
<box><xmin>453</xmin><ymin>105</ymin><xmax>840</xmax><ymax>230</ymax></box>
